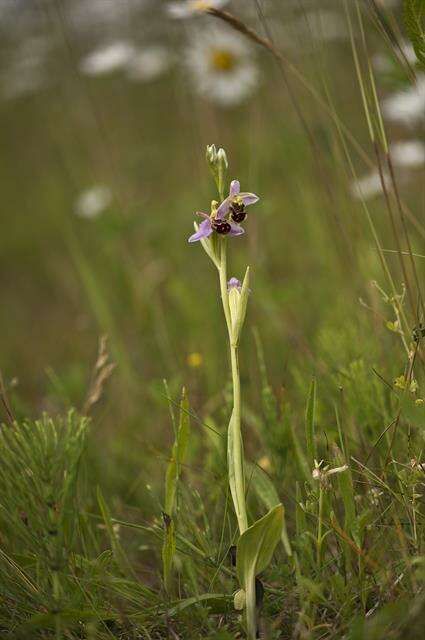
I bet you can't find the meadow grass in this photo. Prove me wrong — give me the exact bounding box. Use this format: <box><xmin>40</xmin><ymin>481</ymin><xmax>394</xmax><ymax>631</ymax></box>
<box><xmin>0</xmin><ymin>1</ymin><xmax>424</xmax><ymax>638</ymax></box>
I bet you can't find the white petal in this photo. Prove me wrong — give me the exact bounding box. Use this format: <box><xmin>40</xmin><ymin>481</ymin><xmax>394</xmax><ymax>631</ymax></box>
<box><xmin>126</xmin><ymin>47</ymin><xmax>171</xmax><ymax>82</ymax></box>
<box><xmin>80</xmin><ymin>41</ymin><xmax>137</xmax><ymax>76</ymax></box>
<box><xmin>390</xmin><ymin>140</ymin><xmax>425</xmax><ymax>168</ymax></box>
<box><xmin>75</xmin><ymin>186</ymin><xmax>112</xmax><ymax>219</ymax></box>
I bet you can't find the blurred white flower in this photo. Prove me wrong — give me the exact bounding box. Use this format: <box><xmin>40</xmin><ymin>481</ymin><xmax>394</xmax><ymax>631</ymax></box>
<box><xmin>75</xmin><ymin>186</ymin><xmax>112</xmax><ymax>219</ymax></box>
<box><xmin>373</xmin><ymin>41</ymin><xmax>418</xmax><ymax>74</ymax></box>
<box><xmin>126</xmin><ymin>46</ymin><xmax>171</xmax><ymax>82</ymax></box>
<box><xmin>1</xmin><ymin>36</ymin><xmax>50</xmax><ymax>101</ymax></box>
<box><xmin>185</xmin><ymin>28</ymin><xmax>258</xmax><ymax>107</ymax></box>
<box><xmin>350</xmin><ymin>170</ymin><xmax>389</xmax><ymax>200</ymax></box>
<box><xmin>80</xmin><ymin>41</ymin><xmax>137</xmax><ymax>76</ymax></box>
<box><xmin>390</xmin><ymin>140</ymin><xmax>425</xmax><ymax>168</ymax></box>
<box><xmin>382</xmin><ymin>76</ymin><xmax>425</xmax><ymax>127</ymax></box>
<box><xmin>168</xmin><ymin>0</ymin><xmax>228</xmax><ymax>19</ymax></box>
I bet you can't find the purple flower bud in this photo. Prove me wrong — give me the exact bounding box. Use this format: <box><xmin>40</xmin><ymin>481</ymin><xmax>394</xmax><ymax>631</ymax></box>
<box><xmin>227</xmin><ymin>277</ymin><xmax>242</xmax><ymax>293</ymax></box>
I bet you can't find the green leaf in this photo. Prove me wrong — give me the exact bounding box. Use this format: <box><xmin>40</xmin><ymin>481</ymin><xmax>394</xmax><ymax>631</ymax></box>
<box><xmin>232</xmin><ymin>266</ymin><xmax>250</xmax><ymax>342</ymax></box>
<box><xmin>236</xmin><ymin>504</ymin><xmax>283</xmax><ymax>588</ymax></box>
<box><xmin>247</xmin><ymin>462</ymin><xmax>280</xmax><ymax>510</ymax></box>
<box><xmin>166</xmin><ymin>593</ymin><xmax>232</xmax><ymax>617</ymax></box>
<box><xmin>334</xmin><ymin>446</ymin><xmax>358</xmax><ymax>545</ymax></box>
<box><xmin>164</xmin><ymin>388</ymin><xmax>190</xmax><ymax>516</ymax></box>
<box><xmin>305</xmin><ymin>378</ymin><xmax>317</xmax><ymax>466</ymax></box>
<box><xmin>403</xmin><ymin>0</ymin><xmax>425</xmax><ymax>67</ymax></box>
<box><xmin>162</xmin><ymin>388</ymin><xmax>190</xmax><ymax>594</ymax></box>
<box><xmin>97</xmin><ymin>486</ymin><xmax>134</xmax><ymax>577</ymax></box>
<box><xmin>227</xmin><ymin>409</ymin><xmax>246</xmax><ymax>531</ymax></box>
<box><xmin>162</xmin><ymin>515</ymin><xmax>175</xmax><ymax>595</ymax></box>
<box><xmin>288</xmin><ymin>413</ymin><xmax>311</xmax><ymax>484</ymax></box>
<box><xmin>247</xmin><ymin>463</ymin><xmax>292</xmax><ymax>556</ymax></box>
<box><xmin>236</xmin><ymin>504</ymin><xmax>283</xmax><ymax>640</ymax></box>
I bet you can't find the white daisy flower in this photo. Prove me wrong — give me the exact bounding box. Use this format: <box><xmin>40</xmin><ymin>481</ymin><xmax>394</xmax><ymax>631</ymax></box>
<box><xmin>390</xmin><ymin>140</ymin><xmax>425</xmax><ymax>168</ymax></box>
<box><xmin>1</xmin><ymin>37</ymin><xmax>52</xmax><ymax>101</ymax></box>
<box><xmin>75</xmin><ymin>186</ymin><xmax>112</xmax><ymax>219</ymax></box>
<box><xmin>185</xmin><ymin>27</ymin><xmax>259</xmax><ymax>107</ymax></box>
<box><xmin>80</xmin><ymin>41</ymin><xmax>137</xmax><ymax>76</ymax></box>
<box><xmin>349</xmin><ymin>170</ymin><xmax>390</xmax><ymax>200</ymax></box>
<box><xmin>382</xmin><ymin>75</ymin><xmax>425</xmax><ymax>127</ymax></box>
<box><xmin>167</xmin><ymin>0</ymin><xmax>228</xmax><ymax>19</ymax></box>
<box><xmin>126</xmin><ymin>46</ymin><xmax>171</xmax><ymax>82</ymax></box>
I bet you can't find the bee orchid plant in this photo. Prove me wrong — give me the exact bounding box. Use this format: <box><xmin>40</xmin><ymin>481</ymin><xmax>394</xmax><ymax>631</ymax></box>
<box><xmin>188</xmin><ymin>145</ymin><xmax>283</xmax><ymax>640</ymax></box>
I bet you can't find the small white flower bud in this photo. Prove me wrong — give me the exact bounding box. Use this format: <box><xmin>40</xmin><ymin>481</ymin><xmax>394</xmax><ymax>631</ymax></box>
<box><xmin>217</xmin><ymin>147</ymin><xmax>228</xmax><ymax>170</ymax></box>
<box><xmin>234</xmin><ymin>588</ymin><xmax>246</xmax><ymax>611</ymax></box>
<box><xmin>206</xmin><ymin>144</ymin><xmax>217</xmax><ymax>165</ymax></box>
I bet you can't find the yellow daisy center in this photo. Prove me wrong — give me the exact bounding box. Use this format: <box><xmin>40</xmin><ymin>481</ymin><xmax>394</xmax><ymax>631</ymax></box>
<box><xmin>210</xmin><ymin>49</ymin><xmax>237</xmax><ymax>72</ymax></box>
<box><xmin>191</xmin><ymin>0</ymin><xmax>210</xmax><ymax>10</ymax></box>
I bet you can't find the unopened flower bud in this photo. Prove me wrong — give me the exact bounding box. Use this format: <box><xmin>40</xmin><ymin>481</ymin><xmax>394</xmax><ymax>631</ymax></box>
<box><xmin>234</xmin><ymin>588</ymin><xmax>245</xmax><ymax>611</ymax></box>
<box><xmin>206</xmin><ymin>144</ymin><xmax>217</xmax><ymax>167</ymax></box>
<box><xmin>217</xmin><ymin>147</ymin><xmax>228</xmax><ymax>170</ymax></box>
<box><xmin>227</xmin><ymin>268</ymin><xmax>250</xmax><ymax>344</ymax></box>
<box><xmin>229</xmin><ymin>282</ymin><xmax>241</xmax><ymax>329</ymax></box>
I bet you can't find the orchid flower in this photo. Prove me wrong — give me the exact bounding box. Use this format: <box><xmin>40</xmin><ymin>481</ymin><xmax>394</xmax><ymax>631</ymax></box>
<box><xmin>188</xmin><ymin>180</ymin><xmax>259</xmax><ymax>243</ymax></box>
<box><xmin>217</xmin><ymin>180</ymin><xmax>259</xmax><ymax>222</ymax></box>
<box><xmin>188</xmin><ymin>211</ymin><xmax>244</xmax><ymax>243</ymax></box>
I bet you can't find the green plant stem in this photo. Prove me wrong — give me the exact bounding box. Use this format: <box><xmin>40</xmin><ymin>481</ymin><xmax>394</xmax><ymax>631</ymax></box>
<box><xmin>230</xmin><ymin>342</ymin><xmax>248</xmax><ymax>534</ymax></box>
<box><xmin>219</xmin><ymin>240</ymin><xmax>232</xmax><ymax>337</ymax></box>
<box><xmin>245</xmin><ymin>572</ymin><xmax>256</xmax><ymax>640</ymax></box>
<box><xmin>218</xmin><ymin>237</ymin><xmax>254</xmax><ymax>638</ymax></box>
<box><xmin>218</xmin><ymin>239</ymin><xmax>248</xmax><ymax>534</ymax></box>
<box><xmin>317</xmin><ymin>485</ymin><xmax>324</xmax><ymax>569</ymax></box>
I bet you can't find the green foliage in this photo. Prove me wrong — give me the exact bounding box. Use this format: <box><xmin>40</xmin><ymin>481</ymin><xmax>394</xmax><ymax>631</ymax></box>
<box><xmin>403</xmin><ymin>0</ymin><xmax>425</xmax><ymax>67</ymax></box>
<box><xmin>0</xmin><ymin>413</ymin><xmax>90</xmax><ymax>634</ymax></box>
<box><xmin>304</xmin><ymin>378</ymin><xmax>317</xmax><ymax>467</ymax></box>
<box><xmin>236</xmin><ymin>504</ymin><xmax>284</xmax><ymax>589</ymax></box>
<box><xmin>162</xmin><ymin>388</ymin><xmax>190</xmax><ymax>594</ymax></box>
<box><xmin>164</xmin><ymin>388</ymin><xmax>190</xmax><ymax>517</ymax></box>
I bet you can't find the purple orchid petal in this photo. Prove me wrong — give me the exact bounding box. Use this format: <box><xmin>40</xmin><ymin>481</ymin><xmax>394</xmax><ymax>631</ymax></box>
<box><xmin>229</xmin><ymin>222</ymin><xmax>245</xmax><ymax>237</ymax></box>
<box><xmin>228</xmin><ymin>277</ymin><xmax>242</xmax><ymax>292</ymax></box>
<box><xmin>239</xmin><ymin>192</ymin><xmax>259</xmax><ymax>206</ymax></box>
<box><xmin>196</xmin><ymin>211</ymin><xmax>210</xmax><ymax>219</ymax></box>
<box><xmin>188</xmin><ymin>218</ymin><xmax>213</xmax><ymax>243</ymax></box>
<box><xmin>216</xmin><ymin>197</ymin><xmax>231</xmax><ymax>219</ymax></box>
<box><xmin>229</xmin><ymin>180</ymin><xmax>240</xmax><ymax>197</ymax></box>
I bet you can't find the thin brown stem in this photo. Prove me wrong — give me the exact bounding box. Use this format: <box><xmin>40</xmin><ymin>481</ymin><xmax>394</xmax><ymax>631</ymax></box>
<box><xmin>0</xmin><ymin>370</ymin><xmax>15</xmax><ymax>427</ymax></box>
